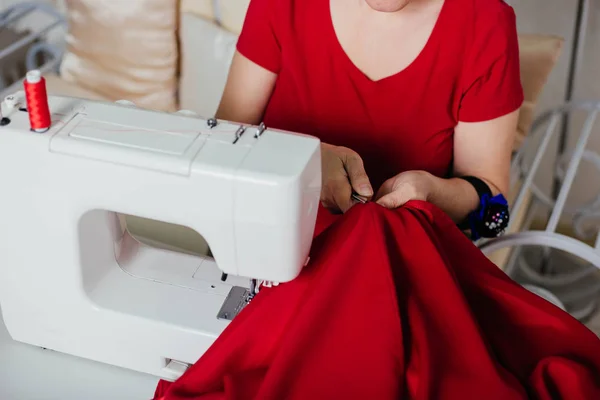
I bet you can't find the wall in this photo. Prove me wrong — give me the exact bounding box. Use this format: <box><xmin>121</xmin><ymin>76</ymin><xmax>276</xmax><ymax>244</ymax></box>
<box><xmin>569</xmin><ymin>1</ymin><xmax>600</xmax><ymax>209</ymax></box>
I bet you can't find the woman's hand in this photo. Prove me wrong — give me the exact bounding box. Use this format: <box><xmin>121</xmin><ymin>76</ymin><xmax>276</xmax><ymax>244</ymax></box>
<box><xmin>375</xmin><ymin>170</ymin><xmax>434</xmax><ymax>209</ymax></box>
<box><xmin>320</xmin><ymin>143</ymin><xmax>373</xmax><ymax>213</ymax></box>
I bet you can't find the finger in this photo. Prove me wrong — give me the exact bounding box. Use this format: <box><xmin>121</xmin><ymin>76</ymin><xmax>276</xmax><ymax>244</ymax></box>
<box><xmin>343</xmin><ymin>153</ymin><xmax>373</xmax><ymax>198</ymax></box>
<box><xmin>330</xmin><ymin>177</ymin><xmax>353</xmax><ymax>213</ymax></box>
<box><xmin>320</xmin><ymin>193</ymin><xmax>338</xmax><ymax>213</ymax></box>
<box><xmin>374</xmin><ymin>178</ymin><xmax>395</xmax><ymax>201</ymax></box>
<box><xmin>321</xmin><ymin>185</ymin><xmax>343</xmax><ymax>213</ymax></box>
<box><xmin>376</xmin><ymin>191</ymin><xmax>409</xmax><ymax>209</ymax></box>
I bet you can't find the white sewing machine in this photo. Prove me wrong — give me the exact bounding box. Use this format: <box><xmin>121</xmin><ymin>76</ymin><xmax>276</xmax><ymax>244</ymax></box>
<box><xmin>0</xmin><ymin>90</ymin><xmax>321</xmax><ymax>380</ymax></box>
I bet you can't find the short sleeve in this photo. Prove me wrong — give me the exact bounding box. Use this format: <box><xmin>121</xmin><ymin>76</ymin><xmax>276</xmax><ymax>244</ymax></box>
<box><xmin>236</xmin><ymin>0</ymin><xmax>282</xmax><ymax>73</ymax></box>
<box><xmin>458</xmin><ymin>5</ymin><xmax>524</xmax><ymax>122</ymax></box>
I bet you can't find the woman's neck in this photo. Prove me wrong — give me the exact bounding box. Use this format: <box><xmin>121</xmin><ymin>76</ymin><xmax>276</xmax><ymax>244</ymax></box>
<box><xmin>353</xmin><ymin>0</ymin><xmax>443</xmax><ymax>26</ymax></box>
<box><xmin>359</xmin><ymin>0</ymin><xmax>413</xmax><ymax>14</ymax></box>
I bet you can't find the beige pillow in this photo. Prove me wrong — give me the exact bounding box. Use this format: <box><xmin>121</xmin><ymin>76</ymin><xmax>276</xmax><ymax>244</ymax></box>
<box><xmin>181</xmin><ymin>0</ymin><xmax>249</xmax><ymax>35</ymax></box>
<box><xmin>59</xmin><ymin>0</ymin><xmax>178</xmax><ymax>112</ymax></box>
<box><xmin>515</xmin><ymin>34</ymin><xmax>564</xmax><ymax>150</ymax></box>
<box><xmin>44</xmin><ymin>73</ymin><xmax>109</xmax><ymax>101</ymax></box>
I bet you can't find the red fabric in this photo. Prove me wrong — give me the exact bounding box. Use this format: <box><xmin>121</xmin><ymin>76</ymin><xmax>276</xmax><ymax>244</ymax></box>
<box><xmin>153</xmin><ymin>201</ymin><xmax>600</xmax><ymax>400</ymax></box>
<box><xmin>235</xmin><ymin>0</ymin><xmax>524</xmax><ymax>189</ymax></box>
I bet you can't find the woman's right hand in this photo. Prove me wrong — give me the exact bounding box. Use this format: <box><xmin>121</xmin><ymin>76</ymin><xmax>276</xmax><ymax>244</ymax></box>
<box><xmin>320</xmin><ymin>143</ymin><xmax>373</xmax><ymax>213</ymax></box>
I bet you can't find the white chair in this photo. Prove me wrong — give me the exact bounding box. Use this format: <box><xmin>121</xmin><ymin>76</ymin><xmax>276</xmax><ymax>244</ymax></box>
<box><xmin>480</xmin><ymin>101</ymin><xmax>600</xmax><ymax>320</ymax></box>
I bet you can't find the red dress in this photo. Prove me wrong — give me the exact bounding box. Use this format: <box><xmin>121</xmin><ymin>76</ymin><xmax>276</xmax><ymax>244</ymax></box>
<box><xmin>235</xmin><ymin>0</ymin><xmax>524</xmax><ymax>189</ymax></box>
<box><xmin>152</xmin><ymin>1</ymin><xmax>600</xmax><ymax>399</ymax></box>
<box><xmin>153</xmin><ymin>202</ymin><xmax>600</xmax><ymax>399</ymax></box>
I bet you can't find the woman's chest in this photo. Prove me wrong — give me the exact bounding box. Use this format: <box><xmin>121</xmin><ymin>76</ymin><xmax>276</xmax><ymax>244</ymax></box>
<box><xmin>264</xmin><ymin>49</ymin><xmax>461</xmax><ymax>153</ymax></box>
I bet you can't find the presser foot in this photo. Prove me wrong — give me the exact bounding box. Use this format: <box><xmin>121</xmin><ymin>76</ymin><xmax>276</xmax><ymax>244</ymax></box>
<box><xmin>216</xmin><ymin>286</ymin><xmax>254</xmax><ymax>321</ymax></box>
<box><xmin>216</xmin><ymin>279</ymin><xmax>258</xmax><ymax>322</ymax></box>
<box><xmin>216</xmin><ymin>279</ymin><xmax>279</xmax><ymax>321</ymax></box>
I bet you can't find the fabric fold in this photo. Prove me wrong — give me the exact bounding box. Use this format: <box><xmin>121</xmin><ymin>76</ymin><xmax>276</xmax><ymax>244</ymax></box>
<box><xmin>154</xmin><ymin>201</ymin><xmax>600</xmax><ymax>400</ymax></box>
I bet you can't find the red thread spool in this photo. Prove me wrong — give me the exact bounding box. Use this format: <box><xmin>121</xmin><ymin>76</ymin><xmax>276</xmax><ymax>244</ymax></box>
<box><xmin>24</xmin><ymin>70</ymin><xmax>51</xmax><ymax>133</ymax></box>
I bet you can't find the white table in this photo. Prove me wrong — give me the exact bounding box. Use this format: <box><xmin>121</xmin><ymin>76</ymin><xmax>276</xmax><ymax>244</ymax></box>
<box><xmin>0</xmin><ymin>307</ymin><xmax>159</xmax><ymax>400</ymax></box>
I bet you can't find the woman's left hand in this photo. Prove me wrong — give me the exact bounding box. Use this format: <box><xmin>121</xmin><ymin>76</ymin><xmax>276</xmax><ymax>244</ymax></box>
<box><xmin>374</xmin><ymin>170</ymin><xmax>434</xmax><ymax>209</ymax></box>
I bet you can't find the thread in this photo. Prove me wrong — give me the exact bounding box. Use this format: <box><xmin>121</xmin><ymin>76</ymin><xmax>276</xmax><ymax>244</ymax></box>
<box><xmin>24</xmin><ymin>70</ymin><xmax>51</xmax><ymax>133</ymax></box>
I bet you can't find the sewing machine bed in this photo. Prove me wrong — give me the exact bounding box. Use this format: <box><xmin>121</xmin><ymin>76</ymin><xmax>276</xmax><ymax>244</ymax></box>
<box><xmin>0</xmin><ymin>306</ymin><xmax>158</xmax><ymax>400</ymax></box>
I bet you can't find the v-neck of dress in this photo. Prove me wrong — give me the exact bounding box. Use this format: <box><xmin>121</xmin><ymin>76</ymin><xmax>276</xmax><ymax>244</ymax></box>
<box><xmin>324</xmin><ymin>0</ymin><xmax>450</xmax><ymax>85</ymax></box>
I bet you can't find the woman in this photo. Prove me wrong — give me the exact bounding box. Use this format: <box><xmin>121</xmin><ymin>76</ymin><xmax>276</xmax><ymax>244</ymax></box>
<box><xmin>153</xmin><ymin>4</ymin><xmax>600</xmax><ymax>398</ymax></box>
<box><xmin>216</xmin><ymin>0</ymin><xmax>523</xmax><ymax>225</ymax></box>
